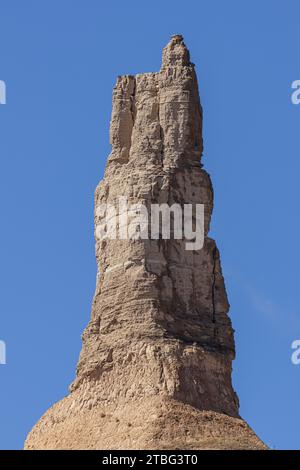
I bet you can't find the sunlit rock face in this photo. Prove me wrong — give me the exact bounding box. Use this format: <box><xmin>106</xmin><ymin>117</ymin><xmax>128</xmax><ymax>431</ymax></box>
<box><xmin>24</xmin><ymin>36</ymin><xmax>266</xmax><ymax>450</ymax></box>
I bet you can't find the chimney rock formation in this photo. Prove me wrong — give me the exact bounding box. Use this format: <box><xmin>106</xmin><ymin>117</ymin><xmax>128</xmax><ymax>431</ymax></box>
<box><xmin>25</xmin><ymin>36</ymin><xmax>266</xmax><ymax>450</ymax></box>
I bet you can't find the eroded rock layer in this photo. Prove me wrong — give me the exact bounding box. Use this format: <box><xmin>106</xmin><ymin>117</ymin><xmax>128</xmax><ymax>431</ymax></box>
<box><xmin>25</xmin><ymin>35</ymin><xmax>266</xmax><ymax>450</ymax></box>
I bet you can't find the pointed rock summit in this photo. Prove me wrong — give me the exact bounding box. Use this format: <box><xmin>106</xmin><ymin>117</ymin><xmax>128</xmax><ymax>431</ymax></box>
<box><xmin>25</xmin><ymin>37</ymin><xmax>266</xmax><ymax>450</ymax></box>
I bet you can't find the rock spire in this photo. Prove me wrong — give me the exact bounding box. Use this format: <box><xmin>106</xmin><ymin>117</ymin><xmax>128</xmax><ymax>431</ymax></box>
<box><xmin>25</xmin><ymin>36</ymin><xmax>266</xmax><ymax>450</ymax></box>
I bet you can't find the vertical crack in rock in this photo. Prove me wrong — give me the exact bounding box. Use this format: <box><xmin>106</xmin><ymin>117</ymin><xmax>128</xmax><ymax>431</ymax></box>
<box><xmin>129</xmin><ymin>76</ymin><xmax>136</xmax><ymax>128</ymax></box>
<box><xmin>158</xmin><ymin>99</ymin><xmax>165</xmax><ymax>167</ymax></box>
<box><xmin>24</xmin><ymin>35</ymin><xmax>267</xmax><ymax>451</ymax></box>
<box><xmin>212</xmin><ymin>245</ymin><xmax>217</xmax><ymax>325</ymax></box>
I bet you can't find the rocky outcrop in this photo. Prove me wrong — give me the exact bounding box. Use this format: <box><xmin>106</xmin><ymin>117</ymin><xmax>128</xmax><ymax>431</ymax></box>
<box><xmin>25</xmin><ymin>35</ymin><xmax>266</xmax><ymax>450</ymax></box>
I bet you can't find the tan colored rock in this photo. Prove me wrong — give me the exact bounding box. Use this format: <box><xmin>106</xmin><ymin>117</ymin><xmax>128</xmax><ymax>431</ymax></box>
<box><xmin>25</xmin><ymin>35</ymin><xmax>266</xmax><ymax>450</ymax></box>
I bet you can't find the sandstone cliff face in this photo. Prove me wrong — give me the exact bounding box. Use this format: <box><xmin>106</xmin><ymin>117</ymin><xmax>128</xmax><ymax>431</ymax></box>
<box><xmin>25</xmin><ymin>36</ymin><xmax>266</xmax><ymax>450</ymax></box>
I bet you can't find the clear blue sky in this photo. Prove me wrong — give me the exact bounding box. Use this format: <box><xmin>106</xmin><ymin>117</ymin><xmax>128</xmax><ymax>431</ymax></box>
<box><xmin>0</xmin><ymin>0</ymin><xmax>299</xmax><ymax>450</ymax></box>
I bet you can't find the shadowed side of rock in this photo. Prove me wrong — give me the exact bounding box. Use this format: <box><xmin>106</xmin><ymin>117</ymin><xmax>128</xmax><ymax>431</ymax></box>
<box><xmin>25</xmin><ymin>35</ymin><xmax>266</xmax><ymax>450</ymax></box>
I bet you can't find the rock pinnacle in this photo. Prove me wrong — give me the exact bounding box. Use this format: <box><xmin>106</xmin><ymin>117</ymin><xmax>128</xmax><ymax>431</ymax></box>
<box><xmin>25</xmin><ymin>37</ymin><xmax>266</xmax><ymax>450</ymax></box>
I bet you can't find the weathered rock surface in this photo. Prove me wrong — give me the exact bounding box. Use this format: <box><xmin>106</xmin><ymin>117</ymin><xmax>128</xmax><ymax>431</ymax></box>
<box><xmin>25</xmin><ymin>35</ymin><xmax>266</xmax><ymax>450</ymax></box>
